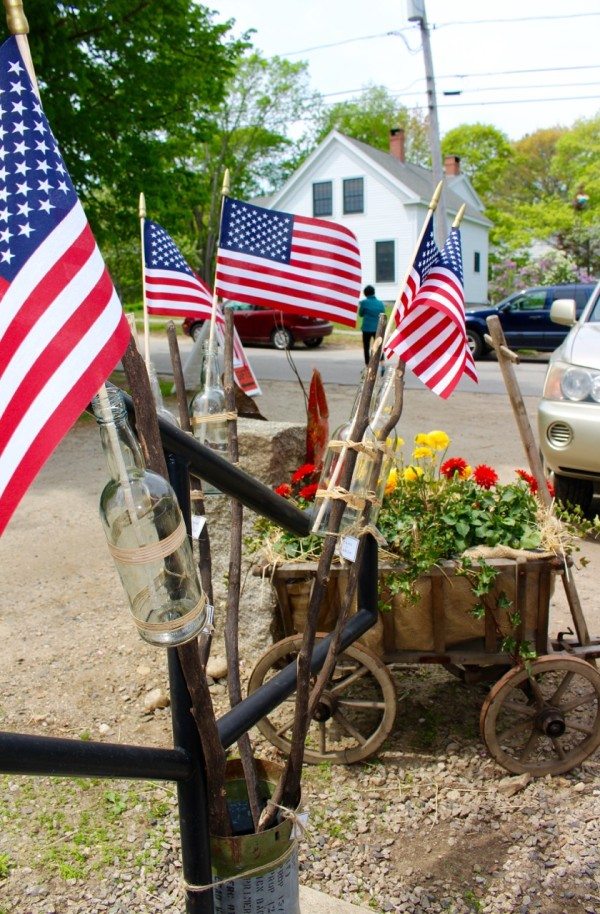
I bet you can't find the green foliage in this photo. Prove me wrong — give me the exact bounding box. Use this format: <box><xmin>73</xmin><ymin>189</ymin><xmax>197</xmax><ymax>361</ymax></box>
<box><xmin>488</xmin><ymin>248</ymin><xmax>592</xmax><ymax>302</ymax></box>
<box><xmin>0</xmin><ymin>853</ymin><xmax>14</xmax><ymax>879</ymax></box>
<box><xmin>315</xmin><ymin>85</ymin><xmax>430</xmax><ymax>166</ymax></box>
<box><xmin>441</xmin><ymin>123</ymin><xmax>513</xmax><ymax>198</ymax></box>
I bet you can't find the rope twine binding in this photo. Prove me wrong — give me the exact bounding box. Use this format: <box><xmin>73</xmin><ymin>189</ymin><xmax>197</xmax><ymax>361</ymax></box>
<box><xmin>190</xmin><ymin>411</ymin><xmax>237</xmax><ymax>426</ymax></box>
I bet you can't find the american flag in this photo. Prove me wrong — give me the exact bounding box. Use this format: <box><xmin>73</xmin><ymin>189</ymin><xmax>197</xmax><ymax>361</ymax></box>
<box><xmin>215</xmin><ymin>197</ymin><xmax>361</xmax><ymax>327</ymax></box>
<box><xmin>143</xmin><ymin>217</ymin><xmax>260</xmax><ymax>396</ymax></box>
<box><xmin>144</xmin><ymin>218</ymin><xmax>213</xmax><ymax>320</ymax></box>
<box><xmin>0</xmin><ymin>36</ymin><xmax>130</xmax><ymax>536</ymax></box>
<box><xmin>385</xmin><ymin>219</ymin><xmax>477</xmax><ymax>399</ymax></box>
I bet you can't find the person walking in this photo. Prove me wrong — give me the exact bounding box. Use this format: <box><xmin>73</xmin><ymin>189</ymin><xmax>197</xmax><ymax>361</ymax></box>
<box><xmin>358</xmin><ymin>285</ymin><xmax>386</xmax><ymax>366</ymax></box>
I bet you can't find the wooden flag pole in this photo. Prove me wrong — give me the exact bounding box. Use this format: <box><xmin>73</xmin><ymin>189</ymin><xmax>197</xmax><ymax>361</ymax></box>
<box><xmin>382</xmin><ymin>179</ymin><xmax>443</xmax><ymax>346</ymax></box>
<box><xmin>206</xmin><ymin>169</ymin><xmax>230</xmax><ymax>390</ymax></box>
<box><xmin>139</xmin><ymin>192</ymin><xmax>151</xmax><ymax>369</ymax></box>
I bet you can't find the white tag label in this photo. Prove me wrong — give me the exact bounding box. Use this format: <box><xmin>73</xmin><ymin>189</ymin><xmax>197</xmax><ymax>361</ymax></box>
<box><xmin>191</xmin><ymin>515</ymin><xmax>206</xmax><ymax>539</ymax></box>
<box><xmin>340</xmin><ymin>535</ymin><xmax>359</xmax><ymax>562</ymax></box>
<box><xmin>292</xmin><ymin>811</ymin><xmax>309</xmax><ymax>838</ymax></box>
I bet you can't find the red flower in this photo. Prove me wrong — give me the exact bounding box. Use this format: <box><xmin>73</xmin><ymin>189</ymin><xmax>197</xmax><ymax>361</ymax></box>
<box><xmin>291</xmin><ymin>463</ymin><xmax>317</xmax><ymax>483</ymax></box>
<box><xmin>298</xmin><ymin>482</ymin><xmax>319</xmax><ymax>500</ymax></box>
<box><xmin>473</xmin><ymin>464</ymin><xmax>499</xmax><ymax>489</ymax></box>
<box><xmin>547</xmin><ymin>480</ymin><xmax>555</xmax><ymax>498</ymax></box>
<box><xmin>440</xmin><ymin>457</ymin><xmax>468</xmax><ymax>478</ymax></box>
<box><xmin>515</xmin><ymin>468</ymin><xmax>538</xmax><ymax>493</ymax></box>
<box><xmin>275</xmin><ymin>483</ymin><xmax>292</xmax><ymax>497</ymax></box>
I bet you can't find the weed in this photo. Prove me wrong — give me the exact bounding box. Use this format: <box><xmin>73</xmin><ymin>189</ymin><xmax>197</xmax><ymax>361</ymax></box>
<box><xmin>463</xmin><ymin>889</ymin><xmax>482</xmax><ymax>912</ymax></box>
<box><xmin>0</xmin><ymin>854</ymin><xmax>14</xmax><ymax>879</ymax></box>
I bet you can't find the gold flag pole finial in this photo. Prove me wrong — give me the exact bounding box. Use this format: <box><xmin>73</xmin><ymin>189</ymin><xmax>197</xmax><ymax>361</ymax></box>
<box><xmin>139</xmin><ymin>192</ymin><xmax>146</xmax><ymax>219</ymax></box>
<box><xmin>452</xmin><ymin>203</ymin><xmax>466</xmax><ymax>229</ymax></box>
<box><xmin>4</xmin><ymin>0</ymin><xmax>29</xmax><ymax>34</ymax></box>
<box><xmin>430</xmin><ymin>180</ymin><xmax>443</xmax><ymax>212</ymax></box>
<box><xmin>222</xmin><ymin>168</ymin><xmax>230</xmax><ymax>197</ymax></box>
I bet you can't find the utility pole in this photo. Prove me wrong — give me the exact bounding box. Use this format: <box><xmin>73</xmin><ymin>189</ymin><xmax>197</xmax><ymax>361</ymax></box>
<box><xmin>407</xmin><ymin>0</ymin><xmax>447</xmax><ymax>247</ymax></box>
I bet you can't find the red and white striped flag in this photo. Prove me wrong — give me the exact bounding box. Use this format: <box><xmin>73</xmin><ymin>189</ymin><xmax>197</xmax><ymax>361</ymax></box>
<box><xmin>143</xmin><ymin>218</ymin><xmax>213</xmax><ymax>320</ymax></box>
<box><xmin>215</xmin><ymin>197</ymin><xmax>361</xmax><ymax>327</ymax></box>
<box><xmin>143</xmin><ymin>217</ymin><xmax>261</xmax><ymax>396</ymax></box>
<box><xmin>0</xmin><ymin>36</ymin><xmax>130</xmax><ymax>536</ymax></box>
<box><xmin>385</xmin><ymin>220</ymin><xmax>477</xmax><ymax>399</ymax></box>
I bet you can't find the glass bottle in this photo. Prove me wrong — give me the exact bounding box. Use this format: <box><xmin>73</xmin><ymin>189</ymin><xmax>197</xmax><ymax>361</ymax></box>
<box><xmin>147</xmin><ymin>362</ymin><xmax>179</xmax><ymax>427</ymax></box>
<box><xmin>190</xmin><ymin>342</ymin><xmax>228</xmax><ymax>496</ymax></box>
<box><xmin>92</xmin><ymin>385</ymin><xmax>207</xmax><ymax>647</ymax></box>
<box><xmin>312</xmin><ymin>365</ymin><xmax>399</xmax><ymax>536</ymax></box>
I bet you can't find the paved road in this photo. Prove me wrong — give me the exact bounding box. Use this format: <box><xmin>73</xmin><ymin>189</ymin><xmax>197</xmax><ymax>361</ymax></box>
<box><xmin>150</xmin><ymin>335</ymin><xmax>550</xmax><ymax>398</ymax></box>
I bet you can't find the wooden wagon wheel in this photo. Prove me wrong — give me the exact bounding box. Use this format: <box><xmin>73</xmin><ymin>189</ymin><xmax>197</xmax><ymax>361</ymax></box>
<box><xmin>248</xmin><ymin>635</ymin><xmax>397</xmax><ymax>764</ymax></box>
<box><xmin>480</xmin><ymin>654</ymin><xmax>600</xmax><ymax>776</ymax></box>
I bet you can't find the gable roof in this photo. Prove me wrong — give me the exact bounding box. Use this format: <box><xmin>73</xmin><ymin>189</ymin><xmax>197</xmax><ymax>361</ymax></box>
<box><xmin>268</xmin><ymin>130</ymin><xmax>492</xmax><ymax>228</ymax></box>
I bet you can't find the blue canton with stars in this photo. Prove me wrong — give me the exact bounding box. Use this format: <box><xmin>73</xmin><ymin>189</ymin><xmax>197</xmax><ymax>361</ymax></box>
<box><xmin>144</xmin><ymin>218</ymin><xmax>195</xmax><ymax>276</ymax></box>
<box><xmin>219</xmin><ymin>197</ymin><xmax>293</xmax><ymax>264</ymax></box>
<box><xmin>414</xmin><ymin>218</ymin><xmax>442</xmax><ymax>281</ymax></box>
<box><xmin>438</xmin><ymin>227</ymin><xmax>463</xmax><ymax>284</ymax></box>
<box><xmin>0</xmin><ymin>36</ymin><xmax>78</xmax><ymax>282</ymax></box>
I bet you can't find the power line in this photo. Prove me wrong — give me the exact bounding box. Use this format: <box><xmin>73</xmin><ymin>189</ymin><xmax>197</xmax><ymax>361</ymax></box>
<box><xmin>434</xmin><ymin>12</ymin><xmax>600</xmax><ymax>28</ymax></box>
<box><xmin>437</xmin><ymin>93</ymin><xmax>600</xmax><ymax>109</ymax></box>
<box><xmin>441</xmin><ymin>81</ymin><xmax>600</xmax><ymax>96</ymax></box>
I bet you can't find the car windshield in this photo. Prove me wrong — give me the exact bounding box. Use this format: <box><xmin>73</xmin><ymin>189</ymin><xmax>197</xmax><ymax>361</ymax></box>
<box><xmin>588</xmin><ymin>293</ymin><xmax>600</xmax><ymax>323</ymax></box>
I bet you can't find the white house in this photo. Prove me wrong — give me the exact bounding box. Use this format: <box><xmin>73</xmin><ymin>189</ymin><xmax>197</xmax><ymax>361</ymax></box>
<box><xmin>262</xmin><ymin>129</ymin><xmax>491</xmax><ymax>306</ymax></box>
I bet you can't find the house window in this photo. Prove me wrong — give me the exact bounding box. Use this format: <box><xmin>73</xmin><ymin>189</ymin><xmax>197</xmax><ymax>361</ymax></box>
<box><xmin>312</xmin><ymin>181</ymin><xmax>332</xmax><ymax>217</ymax></box>
<box><xmin>375</xmin><ymin>241</ymin><xmax>395</xmax><ymax>283</ymax></box>
<box><xmin>343</xmin><ymin>177</ymin><xmax>364</xmax><ymax>214</ymax></box>
<box><xmin>474</xmin><ymin>251</ymin><xmax>481</xmax><ymax>273</ymax></box>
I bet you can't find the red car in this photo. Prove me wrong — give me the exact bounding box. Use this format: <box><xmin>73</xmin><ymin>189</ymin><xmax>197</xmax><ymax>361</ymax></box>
<box><xmin>182</xmin><ymin>302</ymin><xmax>333</xmax><ymax>350</ymax></box>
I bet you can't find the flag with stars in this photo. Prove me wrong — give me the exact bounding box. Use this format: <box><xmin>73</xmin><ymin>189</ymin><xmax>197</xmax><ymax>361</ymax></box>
<box><xmin>143</xmin><ymin>218</ymin><xmax>213</xmax><ymax>320</ymax></box>
<box><xmin>385</xmin><ymin>220</ymin><xmax>477</xmax><ymax>399</ymax></box>
<box><xmin>143</xmin><ymin>216</ymin><xmax>261</xmax><ymax>396</ymax></box>
<box><xmin>215</xmin><ymin>197</ymin><xmax>361</xmax><ymax>327</ymax></box>
<box><xmin>0</xmin><ymin>36</ymin><xmax>130</xmax><ymax>536</ymax></box>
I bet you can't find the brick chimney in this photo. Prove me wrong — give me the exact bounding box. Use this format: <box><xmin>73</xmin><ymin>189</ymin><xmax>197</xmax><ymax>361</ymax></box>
<box><xmin>444</xmin><ymin>154</ymin><xmax>461</xmax><ymax>176</ymax></box>
<box><xmin>389</xmin><ymin>127</ymin><xmax>405</xmax><ymax>162</ymax></box>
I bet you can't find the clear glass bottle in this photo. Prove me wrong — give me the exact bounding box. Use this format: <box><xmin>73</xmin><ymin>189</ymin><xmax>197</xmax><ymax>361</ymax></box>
<box><xmin>190</xmin><ymin>342</ymin><xmax>228</xmax><ymax>496</ymax></box>
<box><xmin>147</xmin><ymin>362</ymin><xmax>179</xmax><ymax>427</ymax></box>
<box><xmin>312</xmin><ymin>365</ymin><xmax>399</xmax><ymax>536</ymax></box>
<box><xmin>92</xmin><ymin>385</ymin><xmax>206</xmax><ymax>647</ymax></box>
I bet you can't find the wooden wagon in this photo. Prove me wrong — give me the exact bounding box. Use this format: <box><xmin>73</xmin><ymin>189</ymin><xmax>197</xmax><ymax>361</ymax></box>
<box><xmin>249</xmin><ymin>555</ymin><xmax>600</xmax><ymax>777</ymax></box>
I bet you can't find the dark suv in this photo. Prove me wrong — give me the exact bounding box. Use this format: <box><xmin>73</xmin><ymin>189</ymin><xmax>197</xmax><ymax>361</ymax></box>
<box><xmin>465</xmin><ymin>283</ymin><xmax>596</xmax><ymax>359</ymax></box>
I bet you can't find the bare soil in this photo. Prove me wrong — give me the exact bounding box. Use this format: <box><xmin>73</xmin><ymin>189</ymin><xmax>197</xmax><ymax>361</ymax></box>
<box><xmin>1</xmin><ymin>381</ymin><xmax>600</xmax><ymax>913</ymax></box>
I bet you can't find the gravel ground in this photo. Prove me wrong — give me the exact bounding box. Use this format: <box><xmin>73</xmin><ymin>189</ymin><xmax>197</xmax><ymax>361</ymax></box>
<box><xmin>2</xmin><ymin>382</ymin><xmax>600</xmax><ymax>914</ymax></box>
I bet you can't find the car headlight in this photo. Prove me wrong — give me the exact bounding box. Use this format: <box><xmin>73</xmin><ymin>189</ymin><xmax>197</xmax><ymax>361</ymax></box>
<box><xmin>543</xmin><ymin>360</ymin><xmax>600</xmax><ymax>403</ymax></box>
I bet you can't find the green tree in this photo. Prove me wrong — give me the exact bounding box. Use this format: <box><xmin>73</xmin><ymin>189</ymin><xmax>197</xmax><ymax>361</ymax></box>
<box><xmin>25</xmin><ymin>0</ymin><xmax>244</xmax><ymax>299</ymax></box>
<box><xmin>315</xmin><ymin>85</ymin><xmax>430</xmax><ymax>165</ymax></box>
<box><xmin>440</xmin><ymin>123</ymin><xmax>513</xmax><ymax>199</ymax></box>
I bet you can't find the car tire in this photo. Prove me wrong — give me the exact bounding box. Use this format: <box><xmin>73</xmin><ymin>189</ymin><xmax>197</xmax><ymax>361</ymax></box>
<box><xmin>271</xmin><ymin>327</ymin><xmax>294</xmax><ymax>350</ymax></box>
<box><xmin>554</xmin><ymin>473</ymin><xmax>594</xmax><ymax>514</ymax></box>
<box><xmin>466</xmin><ymin>328</ymin><xmax>486</xmax><ymax>360</ymax></box>
<box><xmin>190</xmin><ymin>321</ymin><xmax>205</xmax><ymax>342</ymax></box>
<box><xmin>303</xmin><ymin>337</ymin><xmax>323</xmax><ymax>349</ymax></box>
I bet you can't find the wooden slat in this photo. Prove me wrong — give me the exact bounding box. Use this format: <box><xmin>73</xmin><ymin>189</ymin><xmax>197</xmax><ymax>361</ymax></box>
<box><xmin>431</xmin><ymin>575</ymin><xmax>446</xmax><ymax>653</ymax></box>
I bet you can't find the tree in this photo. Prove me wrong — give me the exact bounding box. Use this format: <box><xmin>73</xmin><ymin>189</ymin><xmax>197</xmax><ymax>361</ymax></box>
<box><xmin>314</xmin><ymin>85</ymin><xmax>430</xmax><ymax>166</ymax></box>
<box><xmin>440</xmin><ymin>123</ymin><xmax>513</xmax><ymax>199</ymax></box>
<box><xmin>25</xmin><ymin>0</ymin><xmax>244</xmax><ymax>298</ymax></box>
<box><xmin>190</xmin><ymin>53</ymin><xmax>320</xmax><ymax>280</ymax></box>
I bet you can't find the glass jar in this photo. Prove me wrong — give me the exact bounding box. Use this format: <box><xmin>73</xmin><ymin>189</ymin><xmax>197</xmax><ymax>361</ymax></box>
<box><xmin>189</xmin><ymin>342</ymin><xmax>228</xmax><ymax>495</ymax></box>
<box><xmin>92</xmin><ymin>385</ymin><xmax>207</xmax><ymax>647</ymax></box>
<box><xmin>312</xmin><ymin>365</ymin><xmax>399</xmax><ymax>536</ymax></box>
<box><xmin>147</xmin><ymin>362</ymin><xmax>178</xmax><ymax>427</ymax></box>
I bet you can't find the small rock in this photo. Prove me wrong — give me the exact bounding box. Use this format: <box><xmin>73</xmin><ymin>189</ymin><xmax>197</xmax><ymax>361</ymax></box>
<box><xmin>143</xmin><ymin>687</ymin><xmax>170</xmax><ymax>712</ymax></box>
<box><xmin>497</xmin><ymin>773</ymin><xmax>531</xmax><ymax>797</ymax></box>
<box><xmin>206</xmin><ymin>656</ymin><xmax>228</xmax><ymax>679</ymax></box>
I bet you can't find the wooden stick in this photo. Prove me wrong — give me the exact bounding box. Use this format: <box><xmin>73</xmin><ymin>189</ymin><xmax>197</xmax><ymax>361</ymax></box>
<box><xmin>121</xmin><ymin>338</ymin><xmax>231</xmax><ymax>835</ymax></box>
<box><xmin>485</xmin><ymin>315</ymin><xmax>592</xmax><ymax>647</ymax></box>
<box><xmin>223</xmin><ymin>309</ymin><xmax>262</xmax><ymax>830</ymax></box>
<box><xmin>260</xmin><ymin>316</ymin><xmax>387</xmax><ymax>830</ymax></box>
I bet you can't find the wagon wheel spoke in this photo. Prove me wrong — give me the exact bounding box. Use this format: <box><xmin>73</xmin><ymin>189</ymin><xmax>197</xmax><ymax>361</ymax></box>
<box><xmin>566</xmin><ymin>720</ymin><xmax>595</xmax><ymax>736</ymax></box>
<box><xmin>319</xmin><ymin>722</ymin><xmax>327</xmax><ymax>755</ymax></box>
<box><xmin>519</xmin><ymin>730</ymin><xmax>541</xmax><ymax>762</ymax></box>
<box><xmin>502</xmin><ymin>700</ymin><xmax>537</xmax><ymax>717</ymax></box>
<box><xmin>527</xmin><ymin>676</ymin><xmax>546</xmax><ymax>707</ymax></box>
<box><xmin>560</xmin><ymin>692</ymin><xmax>597</xmax><ymax>714</ymax></box>
<box><xmin>550</xmin><ymin>671</ymin><xmax>575</xmax><ymax>705</ymax></box>
<box><xmin>338</xmin><ymin>698</ymin><xmax>387</xmax><ymax>710</ymax></box>
<box><xmin>332</xmin><ymin>708</ymin><xmax>367</xmax><ymax>745</ymax></box>
<box><xmin>498</xmin><ymin>717</ymin><xmax>535</xmax><ymax>742</ymax></box>
<box><xmin>329</xmin><ymin>665</ymin><xmax>369</xmax><ymax>695</ymax></box>
<box><xmin>551</xmin><ymin>738</ymin><xmax>566</xmax><ymax>760</ymax></box>
<box><xmin>275</xmin><ymin>715</ymin><xmax>295</xmax><ymax>738</ymax></box>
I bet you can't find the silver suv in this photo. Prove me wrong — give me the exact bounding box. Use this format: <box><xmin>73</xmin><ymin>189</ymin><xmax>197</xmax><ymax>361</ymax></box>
<box><xmin>538</xmin><ymin>281</ymin><xmax>600</xmax><ymax>513</ymax></box>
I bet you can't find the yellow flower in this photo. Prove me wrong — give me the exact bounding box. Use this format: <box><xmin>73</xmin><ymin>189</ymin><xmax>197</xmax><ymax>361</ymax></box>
<box><xmin>414</xmin><ymin>433</ymin><xmax>431</xmax><ymax>447</ymax></box>
<box><xmin>395</xmin><ymin>437</ymin><xmax>405</xmax><ymax>450</ymax></box>
<box><xmin>412</xmin><ymin>446</ymin><xmax>434</xmax><ymax>460</ymax></box>
<box><xmin>427</xmin><ymin>430</ymin><xmax>450</xmax><ymax>451</ymax></box>
<box><xmin>463</xmin><ymin>464</ymin><xmax>473</xmax><ymax>479</ymax></box>
<box><xmin>384</xmin><ymin>467</ymin><xmax>398</xmax><ymax>495</ymax></box>
<box><xmin>403</xmin><ymin>466</ymin><xmax>424</xmax><ymax>482</ymax></box>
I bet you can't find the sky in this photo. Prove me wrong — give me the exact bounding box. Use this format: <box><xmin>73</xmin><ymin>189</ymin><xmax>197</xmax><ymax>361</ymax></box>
<box><xmin>209</xmin><ymin>0</ymin><xmax>600</xmax><ymax>142</ymax></box>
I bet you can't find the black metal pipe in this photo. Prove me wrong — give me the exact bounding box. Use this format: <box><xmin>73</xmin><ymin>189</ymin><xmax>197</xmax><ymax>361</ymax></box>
<box><xmin>123</xmin><ymin>392</ymin><xmax>310</xmax><ymax>537</ymax></box>
<box><xmin>167</xmin><ymin>453</ymin><xmax>215</xmax><ymax>914</ymax></box>
<box><xmin>217</xmin><ymin>535</ymin><xmax>379</xmax><ymax>749</ymax></box>
<box><xmin>0</xmin><ymin>731</ymin><xmax>192</xmax><ymax>780</ymax></box>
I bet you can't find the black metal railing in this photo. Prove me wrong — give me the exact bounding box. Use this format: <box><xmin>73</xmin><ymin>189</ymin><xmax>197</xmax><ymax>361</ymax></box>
<box><xmin>0</xmin><ymin>402</ymin><xmax>379</xmax><ymax>914</ymax></box>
